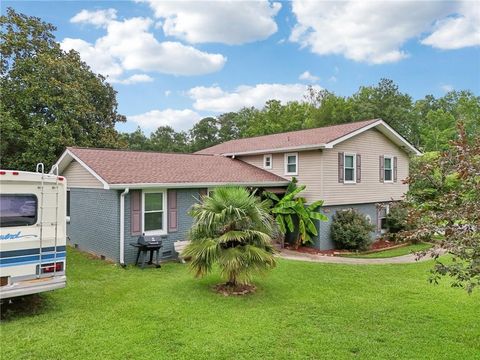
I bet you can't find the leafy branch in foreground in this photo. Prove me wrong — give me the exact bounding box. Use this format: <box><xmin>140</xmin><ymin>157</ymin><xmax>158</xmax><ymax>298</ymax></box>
<box><xmin>404</xmin><ymin>123</ymin><xmax>480</xmax><ymax>293</ymax></box>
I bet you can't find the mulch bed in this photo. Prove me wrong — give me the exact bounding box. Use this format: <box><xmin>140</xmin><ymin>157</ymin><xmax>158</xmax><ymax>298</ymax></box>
<box><xmin>283</xmin><ymin>239</ymin><xmax>404</xmax><ymax>256</ymax></box>
<box><xmin>213</xmin><ymin>283</ymin><xmax>257</xmax><ymax>296</ymax></box>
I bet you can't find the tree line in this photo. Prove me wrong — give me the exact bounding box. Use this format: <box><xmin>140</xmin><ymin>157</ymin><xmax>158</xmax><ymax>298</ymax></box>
<box><xmin>1</xmin><ymin>8</ymin><xmax>479</xmax><ymax>171</ymax></box>
<box><xmin>122</xmin><ymin>82</ymin><xmax>479</xmax><ymax>154</ymax></box>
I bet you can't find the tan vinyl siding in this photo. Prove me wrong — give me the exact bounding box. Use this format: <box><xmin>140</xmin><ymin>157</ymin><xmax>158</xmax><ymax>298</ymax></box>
<box><xmin>62</xmin><ymin>160</ymin><xmax>103</xmax><ymax>188</ymax></box>
<box><xmin>322</xmin><ymin>129</ymin><xmax>409</xmax><ymax>205</ymax></box>
<box><xmin>238</xmin><ymin>150</ymin><xmax>323</xmax><ymax>203</ymax></box>
<box><xmin>238</xmin><ymin>128</ymin><xmax>410</xmax><ymax>205</ymax></box>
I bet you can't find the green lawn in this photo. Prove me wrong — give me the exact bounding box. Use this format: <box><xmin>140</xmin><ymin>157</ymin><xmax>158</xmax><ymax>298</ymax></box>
<box><xmin>341</xmin><ymin>243</ymin><xmax>433</xmax><ymax>259</ymax></box>
<box><xmin>1</xmin><ymin>248</ymin><xmax>478</xmax><ymax>360</ymax></box>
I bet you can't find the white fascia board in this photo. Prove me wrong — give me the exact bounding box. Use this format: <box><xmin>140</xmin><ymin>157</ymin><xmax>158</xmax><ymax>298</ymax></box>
<box><xmin>52</xmin><ymin>149</ymin><xmax>110</xmax><ymax>189</ymax></box>
<box><xmin>109</xmin><ymin>181</ymin><xmax>290</xmax><ymax>190</ymax></box>
<box><xmin>324</xmin><ymin>119</ymin><xmax>422</xmax><ymax>155</ymax></box>
<box><xmin>222</xmin><ymin>143</ymin><xmax>325</xmax><ymax>157</ymax></box>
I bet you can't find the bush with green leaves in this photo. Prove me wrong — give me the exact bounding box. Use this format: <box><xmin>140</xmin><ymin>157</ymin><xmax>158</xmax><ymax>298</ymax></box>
<box><xmin>264</xmin><ymin>177</ymin><xmax>327</xmax><ymax>248</ymax></box>
<box><xmin>331</xmin><ymin>209</ymin><xmax>375</xmax><ymax>250</ymax></box>
<box><xmin>385</xmin><ymin>202</ymin><xmax>411</xmax><ymax>240</ymax></box>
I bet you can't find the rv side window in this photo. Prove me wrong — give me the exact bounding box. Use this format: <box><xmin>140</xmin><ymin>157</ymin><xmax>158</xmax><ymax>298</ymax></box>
<box><xmin>66</xmin><ymin>190</ymin><xmax>71</xmax><ymax>217</ymax></box>
<box><xmin>0</xmin><ymin>194</ymin><xmax>38</xmax><ymax>227</ymax></box>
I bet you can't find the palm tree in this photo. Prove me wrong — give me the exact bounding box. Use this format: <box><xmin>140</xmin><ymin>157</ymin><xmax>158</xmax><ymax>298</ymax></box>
<box><xmin>183</xmin><ymin>187</ymin><xmax>277</xmax><ymax>288</ymax></box>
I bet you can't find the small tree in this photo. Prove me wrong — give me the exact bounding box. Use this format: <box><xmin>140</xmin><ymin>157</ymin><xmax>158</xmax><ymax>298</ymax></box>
<box><xmin>331</xmin><ymin>209</ymin><xmax>375</xmax><ymax>251</ymax></box>
<box><xmin>385</xmin><ymin>202</ymin><xmax>411</xmax><ymax>240</ymax></box>
<box><xmin>183</xmin><ymin>187</ymin><xmax>276</xmax><ymax>292</ymax></box>
<box><xmin>265</xmin><ymin>178</ymin><xmax>328</xmax><ymax>248</ymax></box>
<box><xmin>405</xmin><ymin>123</ymin><xmax>480</xmax><ymax>293</ymax></box>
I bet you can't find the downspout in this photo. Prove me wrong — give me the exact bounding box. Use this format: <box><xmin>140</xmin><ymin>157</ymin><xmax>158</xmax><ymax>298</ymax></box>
<box><xmin>120</xmin><ymin>188</ymin><xmax>130</xmax><ymax>267</ymax></box>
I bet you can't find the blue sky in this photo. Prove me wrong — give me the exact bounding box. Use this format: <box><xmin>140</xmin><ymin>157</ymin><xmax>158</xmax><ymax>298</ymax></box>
<box><xmin>4</xmin><ymin>0</ymin><xmax>480</xmax><ymax>133</ymax></box>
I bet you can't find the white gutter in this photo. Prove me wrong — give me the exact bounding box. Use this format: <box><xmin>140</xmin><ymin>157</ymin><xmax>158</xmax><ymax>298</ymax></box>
<box><xmin>109</xmin><ymin>181</ymin><xmax>290</xmax><ymax>190</ymax></box>
<box><xmin>119</xmin><ymin>188</ymin><xmax>129</xmax><ymax>266</ymax></box>
<box><xmin>221</xmin><ymin>144</ymin><xmax>326</xmax><ymax>157</ymax></box>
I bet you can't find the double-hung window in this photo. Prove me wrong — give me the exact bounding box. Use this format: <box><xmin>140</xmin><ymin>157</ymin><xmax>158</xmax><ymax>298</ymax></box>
<box><xmin>263</xmin><ymin>154</ymin><xmax>272</xmax><ymax>169</ymax></box>
<box><xmin>143</xmin><ymin>191</ymin><xmax>166</xmax><ymax>234</ymax></box>
<box><xmin>384</xmin><ymin>156</ymin><xmax>393</xmax><ymax>182</ymax></box>
<box><xmin>284</xmin><ymin>153</ymin><xmax>298</xmax><ymax>175</ymax></box>
<box><xmin>344</xmin><ymin>153</ymin><xmax>356</xmax><ymax>183</ymax></box>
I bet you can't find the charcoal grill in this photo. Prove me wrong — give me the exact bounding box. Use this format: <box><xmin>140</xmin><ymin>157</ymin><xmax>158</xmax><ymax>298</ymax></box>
<box><xmin>130</xmin><ymin>234</ymin><xmax>164</xmax><ymax>269</ymax></box>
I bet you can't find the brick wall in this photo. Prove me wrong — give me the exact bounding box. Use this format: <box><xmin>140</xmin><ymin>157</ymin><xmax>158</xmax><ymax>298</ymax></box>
<box><xmin>67</xmin><ymin>188</ymin><xmax>120</xmax><ymax>262</ymax></box>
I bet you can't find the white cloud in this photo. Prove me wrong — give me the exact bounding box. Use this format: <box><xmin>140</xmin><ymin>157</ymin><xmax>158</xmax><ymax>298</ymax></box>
<box><xmin>299</xmin><ymin>71</ymin><xmax>319</xmax><ymax>82</ymax></box>
<box><xmin>422</xmin><ymin>1</ymin><xmax>480</xmax><ymax>49</ymax></box>
<box><xmin>164</xmin><ymin>90</ymin><xmax>171</xmax><ymax>97</ymax></box>
<box><xmin>143</xmin><ymin>0</ymin><xmax>281</xmax><ymax>45</ymax></box>
<box><xmin>129</xmin><ymin>109</ymin><xmax>201</xmax><ymax>131</ymax></box>
<box><xmin>441</xmin><ymin>84</ymin><xmax>454</xmax><ymax>93</ymax></box>
<box><xmin>70</xmin><ymin>9</ymin><xmax>117</xmax><ymax>27</ymax></box>
<box><xmin>290</xmin><ymin>0</ymin><xmax>454</xmax><ymax>64</ymax></box>
<box><xmin>188</xmin><ymin>83</ymin><xmax>322</xmax><ymax>113</ymax></box>
<box><xmin>62</xmin><ymin>9</ymin><xmax>226</xmax><ymax>81</ymax></box>
<box><xmin>111</xmin><ymin>74</ymin><xmax>154</xmax><ymax>85</ymax></box>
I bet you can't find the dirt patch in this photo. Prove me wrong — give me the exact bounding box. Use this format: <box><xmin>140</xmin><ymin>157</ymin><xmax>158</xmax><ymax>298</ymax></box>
<box><xmin>283</xmin><ymin>245</ymin><xmax>349</xmax><ymax>256</ymax></box>
<box><xmin>1</xmin><ymin>295</ymin><xmax>49</xmax><ymax>321</ymax></box>
<box><xmin>370</xmin><ymin>239</ymin><xmax>398</xmax><ymax>250</ymax></box>
<box><xmin>283</xmin><ymin>240</ymin><xmax>407</xmax><ymax>256</ymax></box>
<box><xmin>213</xmin><ymin>283</ymin><xmax>257</xmax><ymax>296</ymax></box>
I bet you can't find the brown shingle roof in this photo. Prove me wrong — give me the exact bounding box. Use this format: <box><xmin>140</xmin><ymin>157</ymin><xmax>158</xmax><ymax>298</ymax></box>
<box><xmin>196</xmin><ymin>119</ymin><xmax>380</xmax><ymax>155</ymax></box>
<box><xmin>67</xmin><ymin>147</ymin><xmax>288</xmax><ymax>186</ymax></box>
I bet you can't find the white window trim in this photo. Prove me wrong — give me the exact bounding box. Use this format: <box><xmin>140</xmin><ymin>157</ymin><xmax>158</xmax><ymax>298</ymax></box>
<box><xmin>383</xmin><ymin>155</ymin><xmax>394</xmax><ymax>183</ymax></box>
<box><xmin>284</xmin><ymin>152</ymin><xmax>298</xmax><ymax>176</ymax></box>
<box><xmin>343</xmin><ymin>153</ymin><xmax>356</xmax><ymax>184</ymax></box>
<box><xmin>263</xmin><ymin>154</ymin><xmax>272</xmax><ymax>169</ymax></box>
<box><xmin>380</xmin><ymin>204</ymin><xmax>390</xmax><ymax>234</ymax></box>
<box><xmin>142</xmin><ymin>189</ymin><xmax>167</xmax><ymax>235</ymax></box>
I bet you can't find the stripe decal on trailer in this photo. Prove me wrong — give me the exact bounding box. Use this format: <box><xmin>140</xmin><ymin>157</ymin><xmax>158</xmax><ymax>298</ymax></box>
<box><xmin>0</xmin><ymin>246</ymin><xmax>66</xmax><ymax>258</ymax></box>
<box><xmin>0</xmin><ymin>252</ymin><xmax>66</xmax><ymax>267</ymax></box>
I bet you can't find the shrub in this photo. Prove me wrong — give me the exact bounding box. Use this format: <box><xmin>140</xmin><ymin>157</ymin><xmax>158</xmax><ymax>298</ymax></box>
<box><xmin>331</xmin><ymin>209</ymin><xmax>375</xmax><ymax>250</ymax></box>
<box><xmin>385</xmin><ymin>202</ymin><xmax>411</xmax><ymax>241</ymax></box>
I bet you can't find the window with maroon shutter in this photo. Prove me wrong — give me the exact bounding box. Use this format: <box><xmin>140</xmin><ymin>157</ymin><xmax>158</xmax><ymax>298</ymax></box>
<box><xmin>356</xmin><ymin>154</ymin><xmax>361</xmax><ymax>183</ymax></box>
<box><xmin>393</xmin><ymin>156</ymin><xmax>398</xmax><ymax>182</ymax></box>
<box><xmin>379</xmin><ymin>155</ymin><xmax>384</xmax><ymax>183</ymax></box>
<box><xmin>338</xmin><ymin>152</ymin><xmax>344</xmax><ymax>183</ymax></box>
<box><xmin>130</xmin><ymin>190</ymin><xmax>141</xmax><ymax>235</ymax></box>
<box><xmin>167</xmin><ymin>189</ymin><xmax>178</xmax><ymax>233</ymax></box>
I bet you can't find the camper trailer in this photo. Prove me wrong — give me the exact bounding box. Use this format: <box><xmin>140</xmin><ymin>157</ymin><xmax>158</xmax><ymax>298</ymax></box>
<box><xmin>0</xmin><ymin>166</ymin><xmax>67</xmax><ymax>299</ymax></box>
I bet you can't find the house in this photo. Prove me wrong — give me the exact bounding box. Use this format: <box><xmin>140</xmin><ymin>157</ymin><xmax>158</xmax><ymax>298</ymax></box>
<box><xmin>54</xmin><ymin>119</ymin><xmax>420</xmax><ymax>264</ymax></box>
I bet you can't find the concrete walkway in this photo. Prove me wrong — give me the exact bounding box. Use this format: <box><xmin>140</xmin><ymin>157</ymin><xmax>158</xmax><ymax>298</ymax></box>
<box><xmin>278</xmin><ymin>248</ymin><xmax>443</xmax><ymax>265</ymax></box>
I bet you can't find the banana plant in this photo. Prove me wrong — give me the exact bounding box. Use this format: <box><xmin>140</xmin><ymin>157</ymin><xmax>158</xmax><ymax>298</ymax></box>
<box><xmin>265</xmin><ymin>178</ymin><xmax>328</xmax><ymax>248</ymax></box>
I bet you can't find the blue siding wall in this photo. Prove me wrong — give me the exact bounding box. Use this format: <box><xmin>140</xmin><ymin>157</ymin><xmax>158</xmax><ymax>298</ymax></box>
<box><xmin>123</xmin><ymin>188</ymin><xmax>201</xmax><ymax>264</ymax></box>
<box><xmin>67</xmin><ymin>188</ymin><xmax>120</xmax><ymax>262</ymax></box>
<box><xmin>314</xmin><ymin>202</ymin><xmax>386</xmax><ymax>250</ymax></box>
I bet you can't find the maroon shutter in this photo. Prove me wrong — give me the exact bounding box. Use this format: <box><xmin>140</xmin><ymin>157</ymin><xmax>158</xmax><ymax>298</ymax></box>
<box><xmin>393</xmin><ymin>156</ymin><xmax>398</xmax><ymax>182</ymax></box>
<box><xmin>338</xmin><ymin>152</ymin><xmax>344</xmax><ymax>183</ymax></box>
<box><xmin>198</xmin><ymin>188</ymin><xmax>208</xmax><ymax>200</ymax></box>
<box><xmin>379</xmin><ymin>155</ymin><xmax>384</xmax><ymax>183</ymax></box>
<box><xmin>356</xmin><ymin>154</ymin><xmax>361</xmax><ymax>183</ymax></box>
<box><xmin>130</xmin><ymin>190</ymin><xmax>142</xmax><ymax>235</ymax></box>
<box><xmin>167</xmin><ymin>189</ymin><xmax>178</xmax><ymax>233</ymax></box>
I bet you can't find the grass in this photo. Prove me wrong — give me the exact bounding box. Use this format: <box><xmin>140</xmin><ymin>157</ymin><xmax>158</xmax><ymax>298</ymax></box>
<box><xmin>1</xmin><ymin>248</ymin><xmax>479</xmax><ymax>360</ymax></box>
<box><xmin>341</xmin><ymin>242</ymin><xmax>433</xmax><ymax>259</ymax></box>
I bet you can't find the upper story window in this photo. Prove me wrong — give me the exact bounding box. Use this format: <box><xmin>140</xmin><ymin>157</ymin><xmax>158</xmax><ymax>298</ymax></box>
<box><xmin>284</xmin><ymin>153</ymin><xmax>298</xmax><ymax>175</ymax></box>
<box><xmin>263</xmin><ymin>154</ymin><xmax>272</xmax><ymax>169</ymax></box>
<box><xmin>383</xmin><ymin>156</ymin><xmax>393</xmax><ymax>182</ymax></box>
<box><xmin>344</xmin><ymin>153</ymin><xmax>356</xmax><ymax>183</ymax></box>
<box><xmin>143</xmin><ymin>191</ymin><xmax>166</xmax><ymax>234</ymax></box>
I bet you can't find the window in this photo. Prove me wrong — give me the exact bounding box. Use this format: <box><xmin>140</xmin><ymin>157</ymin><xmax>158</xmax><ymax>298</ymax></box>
<box><xmin>0</xmin><ymin>194</ymin><xmax>37</xmax><ymax>227</ymax></box>
<box><xmin>378</xmin><ymin>205</ymin><xmax>390</xmax><ymax>232</ymax></box>
<box><xmin>143</xmin><ymin>191</ymin><xmax>166</xmax><ymax>234</ymax></box>
<box><xmin>284</xmin><ymin>153</ymin><xmax>298</xmax><ymax>175</ymax></box>
<box><xmin>263</xmin><ymin>154</ymin><xmax>272</xmax><ymax>169</ymax></box>
<box><xmin>384</xmin><ymin>156</ymin><xmax>393</xmax><ymax>182</ymax></box>
<box><xmin>344</xmin><ymin>154</ymin><xmax>356</xmax><ymax>183</ymax></box>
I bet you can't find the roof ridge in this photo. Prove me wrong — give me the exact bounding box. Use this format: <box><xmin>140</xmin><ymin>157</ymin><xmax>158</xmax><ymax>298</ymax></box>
<box><xmin>68</xmin><ymin>147</ymin><xmax>216</xmax><ymax>157</ymax></box>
